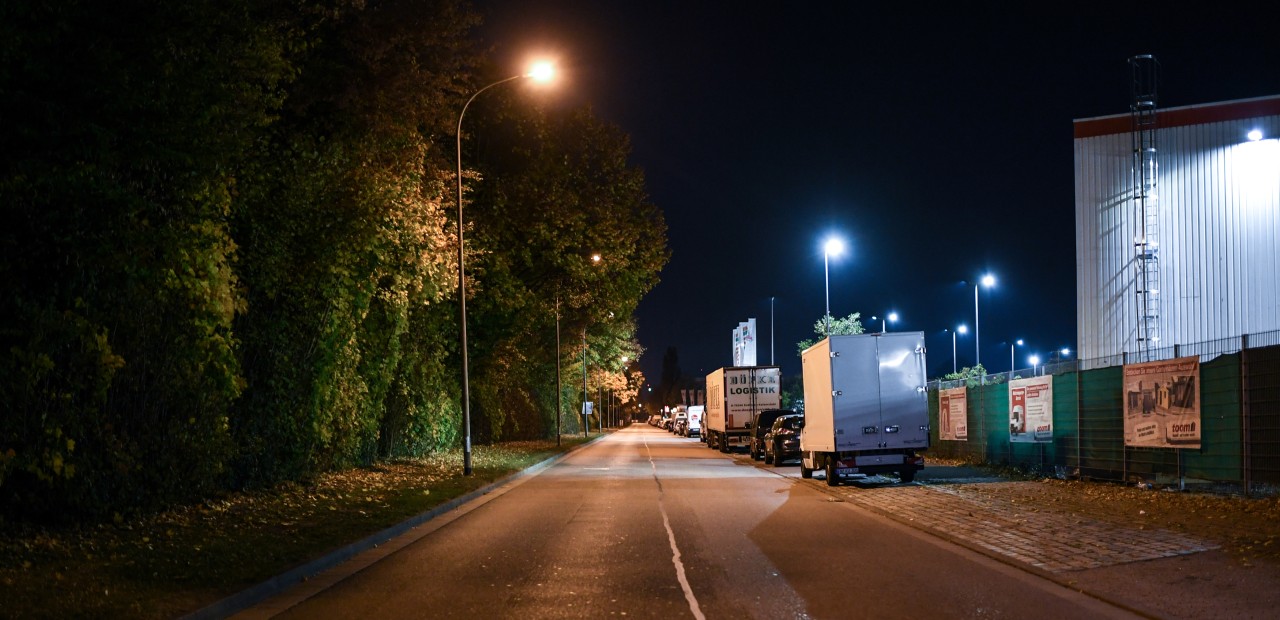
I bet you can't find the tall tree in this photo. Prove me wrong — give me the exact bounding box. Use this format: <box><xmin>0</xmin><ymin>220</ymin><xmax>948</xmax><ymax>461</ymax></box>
<box><xmin>0</xmin><ymin>0</ymin><xmax>296</xmax><ymax>517</ymax></box>
<box><xmin>795</xmin><ymin>312</ymin><xmax>866</xmax><ymax>357</ymax></box>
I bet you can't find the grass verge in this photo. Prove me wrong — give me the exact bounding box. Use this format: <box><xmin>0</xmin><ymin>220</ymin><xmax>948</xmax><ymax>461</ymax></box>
<box><xmin>0</xmin><ymin>436</ymin><xmax>593</xmax><ymax>619</ymax></box>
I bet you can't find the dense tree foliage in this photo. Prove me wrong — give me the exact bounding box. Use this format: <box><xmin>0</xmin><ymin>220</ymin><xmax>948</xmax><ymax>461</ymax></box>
<box><xmin>0</xmin><ymin>0</ymin><xmax>667</xmax><ymax>521</ymax></box>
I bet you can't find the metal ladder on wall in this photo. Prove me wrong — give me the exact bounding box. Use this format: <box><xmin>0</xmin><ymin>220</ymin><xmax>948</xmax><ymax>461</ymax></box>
<box><xmin>1130</xmin><ymin>55</ymin><xmax>1160</xmax><ymax>361</ymax></box>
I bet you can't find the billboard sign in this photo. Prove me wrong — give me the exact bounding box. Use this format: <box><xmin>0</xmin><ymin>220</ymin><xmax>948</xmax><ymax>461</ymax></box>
<box><xmin>1009</xmin><ymin>376</ymin><xmax>1053</xmax><ymax>443</ymax></box>
<box><xmin>939</xmin><ymin>386</ymin><xmax>968</xmax><ymax>441</ymax></box>
<box><xmin>1123</xmin><ymin>356</ymin><xmax>1201</xmax><ymax>448</ymax></box>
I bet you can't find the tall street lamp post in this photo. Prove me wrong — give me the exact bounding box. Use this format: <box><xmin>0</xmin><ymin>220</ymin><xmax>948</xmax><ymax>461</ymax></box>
<box><xmin>952</xmin><ymin>324</ymin><xmax>967</xmax><ymax>374</ymax></box>
<box><xmin>823</xmin><ymin>237</ymin><xmax>844</xmax><ymax>336</ymax></box>
<box><xmin>974</xmin><ymin>274</ymin><xmax>995</xmax><ymax>372</ymax></box>
<box><xmin>456</xmin><ymin>62</ymin><xmax>554</xmax><ymax>475</ymax></box>
<box><xmin>770</xmin><ymin>296</ymin><xmax>775</xmax><ymax>365</ymax></box>
<box><xmin>555</xmin><ymin>294</ymin><xmax>562</xmax><ymax>446</ymax></box>
<box><xmin>1011</xmin><ymin>338</ymin><xmax>1023</xmax><ymax>373</ymax></box>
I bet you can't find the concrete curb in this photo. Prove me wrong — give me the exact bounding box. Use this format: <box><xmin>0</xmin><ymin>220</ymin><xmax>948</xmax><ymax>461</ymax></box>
<box><xmin>182</xmin><ymin>433</ymin><xmax>609</xmax><ymax>620</ymax></box>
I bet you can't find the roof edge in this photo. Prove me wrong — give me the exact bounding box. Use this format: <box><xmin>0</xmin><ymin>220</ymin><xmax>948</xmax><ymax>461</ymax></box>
<box><xmin>1073</xmin><ymin>94</ymin><xmax>1280</xmax><ymax>139</ymax></box>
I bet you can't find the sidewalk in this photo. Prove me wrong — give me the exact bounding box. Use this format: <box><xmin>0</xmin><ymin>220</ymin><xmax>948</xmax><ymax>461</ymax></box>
<box><xmin>809</xmin><ymin>464</ymin><xmax>1280</xmax><ymax>619</ymax></box>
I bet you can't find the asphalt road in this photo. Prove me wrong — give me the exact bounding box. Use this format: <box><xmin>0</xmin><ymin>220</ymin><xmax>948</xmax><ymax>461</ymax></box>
<box><xmin>247</xmin><ymin>425</ymin><xmax>1140</xmax><ymax>619</ymax></box>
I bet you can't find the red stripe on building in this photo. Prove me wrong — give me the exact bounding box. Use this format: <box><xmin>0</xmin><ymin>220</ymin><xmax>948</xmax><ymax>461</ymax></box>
<box><xmin>1074</xmin><ymin>95</ymin><xmax>1280</xmax><ymax>139</ymax></box>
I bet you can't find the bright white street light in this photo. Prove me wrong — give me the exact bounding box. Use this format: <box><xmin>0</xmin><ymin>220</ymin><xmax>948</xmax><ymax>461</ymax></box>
<box><xmin>1248</xmin><ymin>129</ymin><xmax>1263</xmax><ymax>142</ymax></box>
<box><xmin>878</xmin><ymin>311</ymin><xmax>898</xmax><ymax>333</ymax></box>
<box><xmin>1029</xmin><ymin>354</ymin><xmax>1041</xmax><ymax>375</ymax></box>
<box><xmin>1011</xmin><ymin>338</ymin><xmax>1023</xmax><ymax>373</ymax></box>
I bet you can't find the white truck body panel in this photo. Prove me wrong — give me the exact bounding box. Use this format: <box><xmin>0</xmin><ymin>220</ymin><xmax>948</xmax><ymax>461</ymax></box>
<box><xmin>705</xmin><ymin>366</ymin><xmax>781</xmax><ymax>435</ymax></box>
<box><xmin>800</xmin><ymin>332</ymin><xmax>930</xmax><ymax>453</ymax></box>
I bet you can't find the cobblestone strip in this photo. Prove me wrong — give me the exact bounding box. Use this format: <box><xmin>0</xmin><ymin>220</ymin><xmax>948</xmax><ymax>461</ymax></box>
<box><xmin>825</xmin><ymin>481</ymin><xmax>1217</xmax><ymax>573</ymax></box>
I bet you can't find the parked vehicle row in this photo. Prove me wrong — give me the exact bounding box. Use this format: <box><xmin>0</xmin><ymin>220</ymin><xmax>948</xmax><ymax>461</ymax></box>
<box><xmin>651</xmin><ymin>405</ymin><xmax>703</xmax><ymax>437</ymax></box>
<box><xmin>653</xmin><ymin>333</ymin><xmax>932</xmax><ymax>486</ymax></box>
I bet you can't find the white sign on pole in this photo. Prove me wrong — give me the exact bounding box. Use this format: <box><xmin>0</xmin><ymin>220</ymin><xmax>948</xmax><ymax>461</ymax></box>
<box><xmin>731</xmin><ymin>318</ymin><xmax>758</xmax><ymax>366</ymax></box>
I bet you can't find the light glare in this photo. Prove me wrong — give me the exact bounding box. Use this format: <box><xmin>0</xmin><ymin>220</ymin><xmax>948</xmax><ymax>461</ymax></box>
<box><xmin>1248</xmin><ymin>129</ymin><xmax>1263</xmax><ymax>141</ymax></box>
<box><xmin>981</xmin><ymin>274</ymin><xmax>996</xmax><ymax>287</ymax></box>
<box><xmin>527</xmin><ymin>61</ymin><xmax>555</xmax><ymax>82</ymax></box>
<box><xmin>957</xmin><ymin>324</ymin><xmax>968</xmax><ymax>334</ymax></box>
<box><xmin>824</xmin><ymin>238</ymin><xmax>844</xmax><ymax>257</ymax></box>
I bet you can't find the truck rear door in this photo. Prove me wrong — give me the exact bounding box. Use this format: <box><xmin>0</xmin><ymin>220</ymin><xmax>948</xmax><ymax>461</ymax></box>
<box><xmin>877</xmin><ymin>332</ymin><xmax>929</xmax><ymax>449</ymax></box>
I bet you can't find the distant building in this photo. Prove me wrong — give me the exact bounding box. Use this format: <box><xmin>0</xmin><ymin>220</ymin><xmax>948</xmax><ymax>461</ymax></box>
<box><xmin>1074</xmin><ymin>95</ymin><xmax>1280</xmax><ymax>366</ymax></box>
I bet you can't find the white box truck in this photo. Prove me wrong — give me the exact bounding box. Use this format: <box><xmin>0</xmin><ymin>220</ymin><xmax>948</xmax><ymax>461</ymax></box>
<box><xmin>704</xmin><ymin>366</ymin><xmax>781</xmax><ymax>452</ymax></box>
<box><xmin>800</xmin><ymin>333</ymin><xmax>929</xmax><ymax>485</ymax></box>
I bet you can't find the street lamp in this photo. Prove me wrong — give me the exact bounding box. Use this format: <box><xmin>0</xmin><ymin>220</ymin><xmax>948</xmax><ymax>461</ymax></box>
<box><xmin>823</xmin><ymin>237</ymin><xmax>844</xmax><ymax>336</ymax></box>
<box><xmin>872</xmin><ymin>312</ymin><xmax>899</xmax><ymax>333</ymax></box>
<box><xmin>770</xmin><ymin>296</ymin><xmax>775</xmax><ymax>365</ymax></box>
<box><xmin>1011</xmin><ymin>338</ymin><xmax>1023</xmax><ymax>373</ymax></box>
<box><xmin>974</xmin><ymin>274</ymin><xmax>995</xmax><ymax>371</ymax></box>
<box><xmin>1029</xmin><ymin>354</ymin><xmax>1041</xmax><ymax>376</ymax></box>
<box><xmin>456</xmin><ymin>62</ymin><xmax>555</xmax><ymax>475</ymax></box>
<box><xmin>952</xmin><ymin>324</ymin><xmax>968</xmax><ymax>374</ymax></box>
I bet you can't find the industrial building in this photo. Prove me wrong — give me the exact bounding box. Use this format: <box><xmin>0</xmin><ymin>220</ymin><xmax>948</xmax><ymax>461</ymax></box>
<box><xmin>1074</xmin><ymin>81</ymin><xmax>1280</xmax><ymax>367</ymax></box>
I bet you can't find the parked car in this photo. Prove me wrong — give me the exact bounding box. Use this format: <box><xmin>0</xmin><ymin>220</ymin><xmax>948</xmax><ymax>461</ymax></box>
<box><xmin>683</xmin><ymin>406</ymin><xmax>703</xmax><ymax>438</ymax></box>
<box><xmin>749</xmin><ymin>409</ymin><xmax>796</xmax><ymax>461</ymax></box>
<box><xmin>648</xmin><ymin>414</ymin><xmax>662</xmax><ymax>427</ymax></box>
<box><xmin>763</xmin><ymin>413</ymin><xmax>804</xmax><ymax>465</ymax></box>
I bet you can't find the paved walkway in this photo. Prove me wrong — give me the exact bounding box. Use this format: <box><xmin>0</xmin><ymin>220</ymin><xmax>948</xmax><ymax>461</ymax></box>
<box><xmin>812</xmin><ymin>478</ymin><xmax>1217</xmax><ymax>573</ymax></box>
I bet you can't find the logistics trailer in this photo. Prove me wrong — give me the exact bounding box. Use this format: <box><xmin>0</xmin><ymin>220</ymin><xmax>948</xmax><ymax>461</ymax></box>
<box><xmin>800</xmin><ymin>333</ymin><xmax>929</xmax><ymax>485</ymax></box>
<box><xmin>704</xmin><ymin>366</ymin><xmax>781</xmax><ymax>453</ymax></box>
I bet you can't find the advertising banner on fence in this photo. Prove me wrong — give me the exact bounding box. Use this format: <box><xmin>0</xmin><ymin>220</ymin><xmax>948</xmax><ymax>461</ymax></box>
<box><xmin>1008</xmin><ymin>376</ymin><xmax>1053</xmax><ymax>443</ymax></box>
<box><xmin>1123</xmin><ymin>356</ymin><xmax>1201</xmax><ymax>448</ymax></box>
<box><xmin>939</xmin><ymin>386</ymin><xmax>968</xmax><ymax>441</ymax></box>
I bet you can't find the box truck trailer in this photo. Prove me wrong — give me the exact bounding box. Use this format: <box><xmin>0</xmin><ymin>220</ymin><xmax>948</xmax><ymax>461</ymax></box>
<box><xmin>800</xmin><ymin>333</ymin><xmax>929</xmax><ymax>485</ymax></box>
<box><xmin>704</xmin><ymin>366</ymin><xmax>781</xmax><ymax>452</ymax></box>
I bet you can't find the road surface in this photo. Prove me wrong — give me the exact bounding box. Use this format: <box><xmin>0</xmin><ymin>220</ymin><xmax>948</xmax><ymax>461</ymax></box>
<box><xmin>245</xmin><ymin>425</ymin><xmax>1138</xmax><ymax>619</ymax></box>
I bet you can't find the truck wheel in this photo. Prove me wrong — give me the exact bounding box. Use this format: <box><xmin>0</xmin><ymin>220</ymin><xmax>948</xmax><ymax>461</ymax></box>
<box><xmin>825</xmin><ymin>456</ymin><xmax>840</xmax><ymax>486</ymax></box>
<box><xmin>800</xmin><ymin>458</ymin><xmax>813</xmax><ymax>479</ymax></box>
<box><xmin>719</xmin><ymin>438</ymin><xmax>729</xmax><ymax>453</ymax></box>
<box><xmin>899</xmin><ymin>469</ymin><xmax>916</xmax><ymax>483</ymax></box>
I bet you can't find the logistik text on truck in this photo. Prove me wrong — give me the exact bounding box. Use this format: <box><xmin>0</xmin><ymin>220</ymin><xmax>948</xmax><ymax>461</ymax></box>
<box><xmin>703</xmin><ymin>366</ymin><xmax>781</xmax><ymax>452</ymax></box>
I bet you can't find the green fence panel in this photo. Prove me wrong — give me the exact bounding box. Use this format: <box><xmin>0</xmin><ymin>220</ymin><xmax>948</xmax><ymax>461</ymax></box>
<box><xmin>1245</xmin><ymin>345</ymin><xmax>1280</xmax><ymax>485</ymax></box>
<box><xmin>1183</xmin><ymin>352</ymin><xmax>1242</xmax><ymax>483</ymax></box>
<box><xmin>1077</xmin><ymin>366</ymin><xmax>1125</xmax><ymax>481</ymax></box>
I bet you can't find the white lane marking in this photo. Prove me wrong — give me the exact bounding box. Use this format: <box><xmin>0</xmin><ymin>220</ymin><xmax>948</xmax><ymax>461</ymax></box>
<box><xmin>643</xmin><ymin>436</ymin><xmax>706</xmax><ymax>620</ymax></box>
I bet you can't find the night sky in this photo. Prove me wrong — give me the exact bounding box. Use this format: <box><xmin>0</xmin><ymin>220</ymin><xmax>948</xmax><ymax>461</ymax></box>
<box><xmin>476</xmin><ymin>2</ymin><xmax>1280</xmax><ymax>386</ymax></box>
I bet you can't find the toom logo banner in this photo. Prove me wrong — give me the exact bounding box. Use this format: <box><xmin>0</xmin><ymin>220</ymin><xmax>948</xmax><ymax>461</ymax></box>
<box><xmin>1123</xmin><ymin>356</ymin><xmax>1201</xmax><ymax>449</ymax></box>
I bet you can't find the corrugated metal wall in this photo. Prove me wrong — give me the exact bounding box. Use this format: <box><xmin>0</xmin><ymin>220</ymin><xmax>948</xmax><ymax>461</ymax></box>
<box><xmin>1075</xmin><ymin>110</ymin><xmax>1280</xmax><ymax>364</ymax></box>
